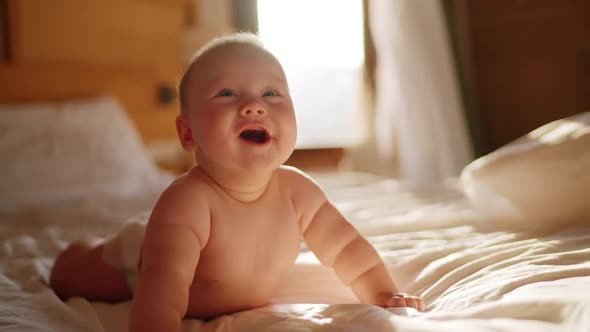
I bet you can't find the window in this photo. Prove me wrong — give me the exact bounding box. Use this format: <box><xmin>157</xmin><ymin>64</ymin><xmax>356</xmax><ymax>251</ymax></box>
<box><xmin>257</xmin><ymin>0</ymin><xmax>366</xmax><ymax>148</ymax></box>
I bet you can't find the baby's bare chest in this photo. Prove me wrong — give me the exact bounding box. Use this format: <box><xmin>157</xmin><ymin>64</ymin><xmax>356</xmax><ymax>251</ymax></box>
<box><xmin>197</xmin><ymin>196</ymin><xmax>301</xmax><ymax>279</ymax></box>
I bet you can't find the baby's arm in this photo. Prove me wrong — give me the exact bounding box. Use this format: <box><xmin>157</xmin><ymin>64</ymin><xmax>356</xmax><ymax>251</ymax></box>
<box><xmin>288</xmin><ymin>168</ymin><xmax>424</xmax><ymax>310</ymax></box>
<box><xmin>129</xmin><ymin>179</ymin><xmax>210</xmax><ymax>332</ymax></box>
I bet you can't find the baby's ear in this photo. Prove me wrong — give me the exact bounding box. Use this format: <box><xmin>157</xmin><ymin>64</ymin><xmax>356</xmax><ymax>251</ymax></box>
<box><xmin>175</xmin><ymin>114</ymin><xmax>198</xmax><ymax>152</ymax></box>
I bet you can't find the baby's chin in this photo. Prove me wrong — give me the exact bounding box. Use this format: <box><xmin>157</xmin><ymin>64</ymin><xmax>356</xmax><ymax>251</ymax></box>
<box><xmin>236</xmin><ymin>142</ymin><xmax>293</xmax><ymax>166</ymax></box>
<box><xmin>232</xmin><ymin>155</ymin><xmax>286</xmax><ymax>174</ymax></box>
<box><xmin>200</xmin><ymin>155</ymin><xmax>282</xmax><ymax>175</ymax></box>
<box><xmin>197</xmin><ymin>143</ymin><xmax>293</xmax><ymax>175</ymax></box>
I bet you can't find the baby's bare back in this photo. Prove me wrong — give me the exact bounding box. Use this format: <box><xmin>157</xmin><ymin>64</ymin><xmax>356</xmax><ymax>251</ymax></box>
<box><xmin>183</xmin><ymin>172</ymin><xmax>302</xmax><ymax>318</ymax></box>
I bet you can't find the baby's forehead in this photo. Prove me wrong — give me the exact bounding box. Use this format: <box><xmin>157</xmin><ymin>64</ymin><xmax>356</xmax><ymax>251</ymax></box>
<box><xmin>198</xmin><ymin>43</ymin><xmax>279</xmax><ymax>69</ymax></box>
<box><xmin>188</xmin><ymin>44</ymin><xmax>286</xmax><ymax>83</ymax></box>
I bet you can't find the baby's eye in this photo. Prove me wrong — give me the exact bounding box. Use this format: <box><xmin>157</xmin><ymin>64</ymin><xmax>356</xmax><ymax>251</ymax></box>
<box><xmin>262</xmin><ymin>90</ymin><xmax>278</xmax><ymax>97</ymax></box>
<box><xmin>217</xmin><ymin>89</ymin><xmax>237</xmax><ymax>97</ymax></box>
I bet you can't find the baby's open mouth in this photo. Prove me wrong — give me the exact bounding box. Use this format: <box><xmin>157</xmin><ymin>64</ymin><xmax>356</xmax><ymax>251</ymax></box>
<box><xmin>239</xmin><ymin>129</ymin><xmax>270</xmax><ymax>144</ymax></box>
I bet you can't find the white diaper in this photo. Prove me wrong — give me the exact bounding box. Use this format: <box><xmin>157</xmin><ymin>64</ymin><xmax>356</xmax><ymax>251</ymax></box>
<box><xmin>101</xmin><ymin>221</ymin><xmax>147</xmax><ymax>291</ymax></box>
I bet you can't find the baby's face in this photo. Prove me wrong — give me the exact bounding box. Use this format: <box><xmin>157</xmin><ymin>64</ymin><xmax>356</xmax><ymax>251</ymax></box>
<box><xmin>181</xmin><ymin>44</ymin><xmax>297</xmax><ymax>174</ymax></box>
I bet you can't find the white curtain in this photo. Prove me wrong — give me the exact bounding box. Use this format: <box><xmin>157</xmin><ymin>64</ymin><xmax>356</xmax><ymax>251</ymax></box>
<box><xmin>368</xmin><ymin>0</ymin><xmax>473</xmax><ymax>188</ymax></box>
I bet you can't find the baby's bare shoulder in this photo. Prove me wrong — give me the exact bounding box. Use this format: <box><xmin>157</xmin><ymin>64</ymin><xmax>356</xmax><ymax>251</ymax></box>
<box><xmin>169</xmin><ymin>168</ymin><xmax>212</xmax><ymax>193</ymax></box>
<box><xmin>171</xmin><ymin>165</ymin><xmax>229</xmax><ymax>195</ymax></box>
<box><xmin>278</xmin><ymin>165</ymin><xmax>315</xmax><ymax>185</ymax></box>
<box><xmin>278</xmin><ymin>166</ymin><xmax>327</xmax><ymax>211</ymax></box>
<box><xmin>147</xmin><ymin>167</ymin><xmax>213</xmax><ymax>248</ymax></box>
<box><xmin>150</xmin><ymin>168</ymin><xmax>212</xmax><ymax>224</ymax></box>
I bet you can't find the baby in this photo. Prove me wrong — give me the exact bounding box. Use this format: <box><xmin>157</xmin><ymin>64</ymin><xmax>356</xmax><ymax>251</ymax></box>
<box><xmin>50</xmin><ymin>33</ymin><xmax>425</xmax><ymax>332</ymax></box>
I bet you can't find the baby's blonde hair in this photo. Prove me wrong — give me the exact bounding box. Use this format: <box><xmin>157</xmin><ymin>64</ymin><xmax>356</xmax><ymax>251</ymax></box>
<box><xmin>178</xmin><ymin>33</ymin><xmax>267</xmax><ymax>115</ymax></box>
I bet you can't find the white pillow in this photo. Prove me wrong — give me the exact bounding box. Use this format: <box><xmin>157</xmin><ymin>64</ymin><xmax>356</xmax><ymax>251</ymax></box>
<box><xmin>461</xmin><ymin>112</ymin><xmax>590</xmax><ymax>229</ymax></box>
<box><xmin>0</xmin><ymin>96</ymin><xmax>166</xmax><ymax>210</ymax></box>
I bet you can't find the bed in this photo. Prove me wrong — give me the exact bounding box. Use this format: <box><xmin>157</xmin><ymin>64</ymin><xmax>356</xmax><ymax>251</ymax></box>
<box><xmin>1</xmin><ymin>96</ymin><xmax>589</xmax><ymax>332</ymax></box>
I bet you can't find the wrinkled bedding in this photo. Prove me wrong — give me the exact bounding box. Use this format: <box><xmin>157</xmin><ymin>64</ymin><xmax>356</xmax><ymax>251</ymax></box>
<box><xmin>1</xmin><ymin>172</ymin><xmax>589</xmax><ymax>332</ymax></box>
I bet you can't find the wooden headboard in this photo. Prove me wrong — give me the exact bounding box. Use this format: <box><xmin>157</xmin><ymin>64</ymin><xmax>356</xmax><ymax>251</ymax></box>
<box><xmin>0</xmin><ymin>0</ymin><xmax>189</xmax><ymax>144</ymax></box>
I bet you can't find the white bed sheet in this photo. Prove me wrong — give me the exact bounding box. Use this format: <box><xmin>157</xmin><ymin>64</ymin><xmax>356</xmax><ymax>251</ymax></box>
<box><xmin>1</xmin><ymin>172</ymin><xmax>589</xmax><ymax>332</ymax></box>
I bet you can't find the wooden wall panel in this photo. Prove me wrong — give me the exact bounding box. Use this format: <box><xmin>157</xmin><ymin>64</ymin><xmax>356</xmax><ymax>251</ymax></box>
<box><xmin>0</xmin><ymin>63</ymin><xmax>180</xmax><ymax>142</ymax></box>
<box><xmin>580</xmin><ymin>0</ymin><xmax>590</xmax><ymax>111</ymax></box>
<box><xmin>1</xmin><ymin>0</ymin><xmax>189</xmax><ymax>146</ymax></box>
<box><xmin>0</xmin><ymin>1</ymin><xmax>8</xmax><ymax>61</ymax></box>
<box><xmin>453</xmin><ymin>0</ymin><xmax>587</xmax><ymax>152</ymax></box>
<box><xmin>12</xmin><ymin>0</ymin><xmax>183</xmax><ymax>67</ymax></box>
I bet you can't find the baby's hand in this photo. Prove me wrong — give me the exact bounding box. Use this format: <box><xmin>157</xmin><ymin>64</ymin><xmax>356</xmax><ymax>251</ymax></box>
<box><xmin>376</xmin><ymin>292</ymin><xmax>426</xmax><ymax>311</ymax></box>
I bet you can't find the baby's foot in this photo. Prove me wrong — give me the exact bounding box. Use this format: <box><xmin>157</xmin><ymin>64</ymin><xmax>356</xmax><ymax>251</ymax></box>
<box><xmin>54</xmin><ymin>242</ymin><xmax>93</xmax><ymax>268</ymax></box>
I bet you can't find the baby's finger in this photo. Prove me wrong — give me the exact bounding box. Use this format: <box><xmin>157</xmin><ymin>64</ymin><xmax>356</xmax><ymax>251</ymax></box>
<box><xmin>417</xmin><ymin>298</ymin><xmax>426</xmax><ymax>311</ymax></box>
<box><xmin>386</xmin><ymin>295</ymin><xmax>406</xmax><ymax>307</ymax></box>
<box><xmin>402</xmin><ymin>295</ymin><xmax>418</xmax><ymax>310</ymax></box>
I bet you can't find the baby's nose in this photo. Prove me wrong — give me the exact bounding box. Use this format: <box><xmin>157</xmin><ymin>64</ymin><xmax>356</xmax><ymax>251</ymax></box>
<box><xmin>241</xmin><ymin>108</ymin><xmax>267</xmax><ymax>116</ymax></box>
<box><xmin>240</xmin><ymin>101</ymin><xmax>267</xmax><ymax>117</ymax></box>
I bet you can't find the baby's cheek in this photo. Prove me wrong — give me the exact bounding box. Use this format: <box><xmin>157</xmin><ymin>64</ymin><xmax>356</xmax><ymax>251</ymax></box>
<box><xmin>281</xmin><ymin>113</ymin><xmax>298</xmax><ymax>142</ymax></box>
<box><xmin>200</xmin><ymin>117</ymin><xmax>226</xmax><ymax>140</ymax></box>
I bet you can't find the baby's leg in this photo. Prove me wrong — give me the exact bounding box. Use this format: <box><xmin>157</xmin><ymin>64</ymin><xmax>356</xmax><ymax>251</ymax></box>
<box><xmin>50</xmin><ymin>241</ymin><xmax>132</xmax><ymax>302</ymax></box>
